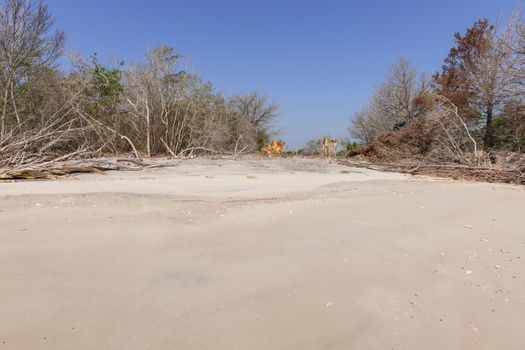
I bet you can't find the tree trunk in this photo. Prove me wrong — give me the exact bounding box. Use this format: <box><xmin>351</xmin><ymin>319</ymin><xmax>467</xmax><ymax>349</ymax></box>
<box><xmin>146</xmin><ymin>118</ymin><xmax>151</xmax><ymax>157</ymax></box>
<box><xmin>145</xmin><ymin>104</ymin><xmax>151</xmax><ymax>157</ymax></box>
<box><xmin>10</xmin><ymin>81</ymin><xmax>21</xmax><ymax>127</ymax></box>
<box><xmin>484</xmin><ymin>104</ymin><xmax>494</xmax><ymax>151</ymax></box>
<box><xmin>1</xmin><ymin>86</ymin><xmax>9</xmax><ymax>138</ymax></box>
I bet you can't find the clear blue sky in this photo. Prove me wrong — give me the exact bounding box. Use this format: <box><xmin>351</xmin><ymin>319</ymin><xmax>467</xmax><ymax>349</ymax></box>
<box><xmin>47</xmin><ymin>0</ymin><xmax>518</xmax><ymax>149</ymax></box>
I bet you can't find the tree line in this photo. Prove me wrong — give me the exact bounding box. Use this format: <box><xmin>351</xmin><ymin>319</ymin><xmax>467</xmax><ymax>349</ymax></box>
<box><xmin>0</xmin><ymin>0</ymin><xmax>279</xmax><ymax>174</ymax></box>
<box><xmin>349</xmin><ymin>15</ymin><xmax>525</xmax><ymax>165</ymax></box>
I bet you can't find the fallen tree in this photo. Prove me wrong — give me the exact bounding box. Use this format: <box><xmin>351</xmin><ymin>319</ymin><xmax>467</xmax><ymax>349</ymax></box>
<box><xmin>338</xmin><ymin>158</ymin><xmax>525</xmax><ymax>185</ymax></box>
<box><xmin>0</xmin><ymin>158</ymin><xmax>150</xmax><ymax>180</ymax></box>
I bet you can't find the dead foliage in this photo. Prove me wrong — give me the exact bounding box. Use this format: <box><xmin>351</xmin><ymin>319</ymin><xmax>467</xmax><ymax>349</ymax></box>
<box><xmin>339</xmin><ymin>156</ymin><xmax>525</xmax><ymax>185</ymax></box>
<box><xmin>349</xmin><ymin>124</ymin><xmax>431</xmax><ymax>161</ymax></box>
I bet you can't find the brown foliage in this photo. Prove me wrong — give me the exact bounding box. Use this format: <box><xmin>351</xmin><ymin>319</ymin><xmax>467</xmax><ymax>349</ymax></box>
<box><xmin>349</xmin><ymin>123</ymin><xmax>431</xmax><ymax>161</ymax></box>
<box><xmin>433</xmin><ymin>19</ymin><xmax>492</xmax><ymax>119</ymax></box>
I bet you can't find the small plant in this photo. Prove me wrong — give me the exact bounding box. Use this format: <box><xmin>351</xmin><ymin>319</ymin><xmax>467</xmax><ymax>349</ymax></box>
<box><xmin>346</xmin><ymin>142</ymin><xmax>359</xmax><ymax>153</ymax></box>
<box><xmin>282</xmin><ymin>151</ymin><xmax>297</xmax><ymax>157</ymax></box>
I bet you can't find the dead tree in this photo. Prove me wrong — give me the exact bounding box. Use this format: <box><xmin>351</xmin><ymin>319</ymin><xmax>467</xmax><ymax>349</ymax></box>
<box><xmin>0</xmin><ymin>0</ymin><xmax>65</xmax><ymax>137</ymax></box>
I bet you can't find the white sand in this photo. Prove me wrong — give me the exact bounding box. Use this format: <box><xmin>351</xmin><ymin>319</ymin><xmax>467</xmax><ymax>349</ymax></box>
<box><xmin>1</xmin><ymin>158</ymin><xmax>524</xmax><ymax>349</ymax></box>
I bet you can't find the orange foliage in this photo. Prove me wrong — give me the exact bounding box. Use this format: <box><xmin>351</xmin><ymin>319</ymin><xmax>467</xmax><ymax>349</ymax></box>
<box><xmin>261</xmin><ymin>140</ymin><xmax>285</xmax><ymax>157</ymax></box>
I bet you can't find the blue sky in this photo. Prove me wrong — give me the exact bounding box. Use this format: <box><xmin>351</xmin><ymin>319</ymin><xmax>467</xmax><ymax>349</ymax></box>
<box><xmin>47</xmin><ymin>0</ymin><xmax>518</xmax><ymax>149</ymax></box>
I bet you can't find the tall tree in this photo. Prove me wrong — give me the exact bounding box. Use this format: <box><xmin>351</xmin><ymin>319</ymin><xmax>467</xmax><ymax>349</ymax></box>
<box><xmin>124</xmin><ymin>46</ymin><xmax>186</xmax><ymax>156</ymax></box>
<box><xmin>349</xmin><ymin>58</ymin><xmax>429</xmax><ymax>142</ymax></box>
<box><xmin>434</xmin><ymin>19</ymin><xmax>512</xmax><ymax>150</ymax></box>
<box><xmin>0</xmin><ymin>0</ymin><xmax>65</xmax><ymax>136</ymax></box>
<box><xmin>228</xmin><ymin>92</ymin><xmax>279</xmax><ymax>149</ymax></box>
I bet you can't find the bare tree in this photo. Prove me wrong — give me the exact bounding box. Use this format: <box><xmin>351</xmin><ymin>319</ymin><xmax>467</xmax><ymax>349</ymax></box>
<box><xmin>0</xmin><ymin>0</ymin><xmax>65</xmax><ymax>136</ymax></box>
<box><xmin>124</xmin><ymin>46</ymin><xmax>189</xmax><ymax>156</ymax></box>
<box><xmin>348</xmin><ymin>109</ymin><xmax>373</xmax><ymax>143</ymax></box>
<box><xmin>298</xmin><ymin>138</ymin><xmax>323</xmax><ymax>157</ymax></box>
<box><xmin>123</xmin><ymin>46</ymin><xmax>265</xmax><ymax>157</ymax></box>
<box><xmin>348</xmin><ymin>58</ymin><xmax>429</xmax><ymax>142</ymax></box>
<box><xmin>424</xmin><ymin>95</ymin><xmax>482</xmax><ymax>164</ymax></box>
<box><xmin>228</xmin><ymin>92</ymin><xmax>279</xmax><ymax>148</ymax></box>
<box><xmin>229</xmin><ymin>92</ymin><xmax>278</xmax><ymax>127</ymax></box>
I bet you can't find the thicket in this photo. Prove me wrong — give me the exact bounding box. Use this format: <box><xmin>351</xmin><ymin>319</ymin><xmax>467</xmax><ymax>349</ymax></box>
<box><xmin>0</xmin><ymin>0</ymin><xmax>279</xmax><ymax>178</ymax></box>
<box><xmin>348</xmin><ymin>17</ymin><xmax>525</xmax><ymax>179</ymax></box>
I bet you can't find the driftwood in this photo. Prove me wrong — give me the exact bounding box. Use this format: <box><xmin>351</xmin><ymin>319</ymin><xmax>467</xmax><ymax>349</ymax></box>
<box><xmin>0</xmin><ymin>158</ymin><xmax>151</xmax><ymax>180</ymax></box>
<box><xmin>338</xmin><ymin>159</ymin><xmax>525</xmax><ymax>185</ymax></box>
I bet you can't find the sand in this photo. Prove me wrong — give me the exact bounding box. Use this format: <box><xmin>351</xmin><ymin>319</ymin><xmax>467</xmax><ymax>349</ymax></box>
<box><xmin>1</xmin><ymin>158</ymin><xmax>524</xmax><ymax>349</ymax></box>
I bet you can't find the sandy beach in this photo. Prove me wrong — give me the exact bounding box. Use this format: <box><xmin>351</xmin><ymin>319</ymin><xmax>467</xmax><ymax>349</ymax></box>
<box><xmin>1</xmin><ymin>158</ymin><xmax>524</xmax><ymax>349</ymax></box>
